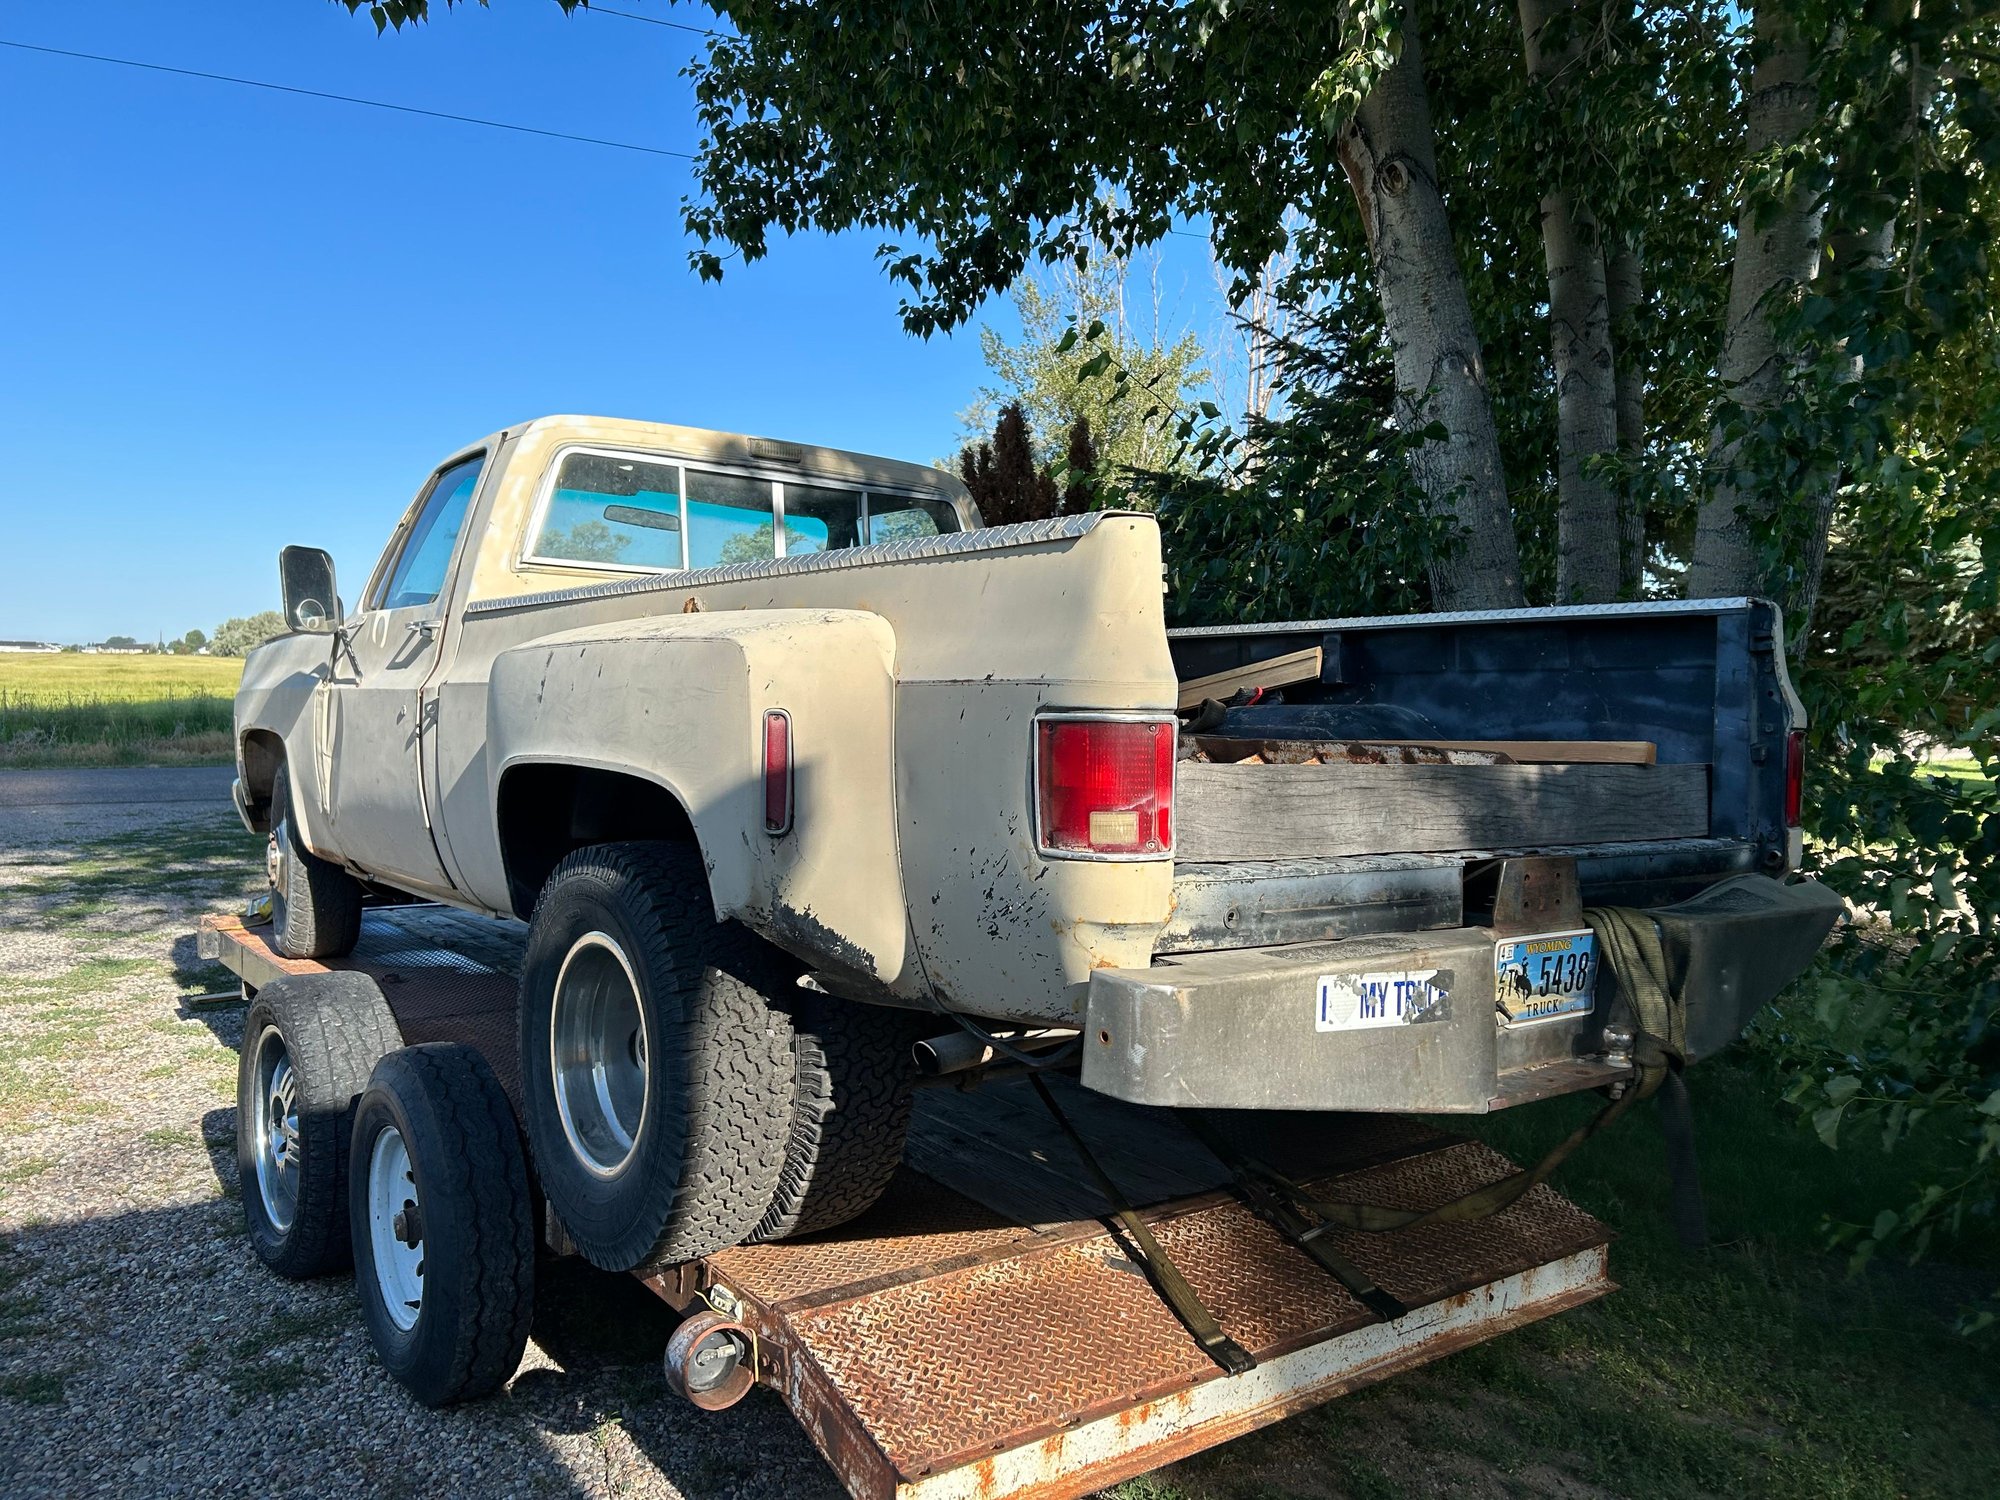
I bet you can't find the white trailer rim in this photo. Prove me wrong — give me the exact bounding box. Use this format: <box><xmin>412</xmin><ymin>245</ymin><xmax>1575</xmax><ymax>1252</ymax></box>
<box><xmin>367</xmin><ymin>1127</ymin><xmax>425</xmax><ymax>1332</ymax></box>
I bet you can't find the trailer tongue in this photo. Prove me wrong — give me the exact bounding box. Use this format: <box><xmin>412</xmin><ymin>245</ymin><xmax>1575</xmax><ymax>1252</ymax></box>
<box><xmin>200</xmin><ymin>906</ymin><xmax>1614</xmax><ymax>1500</ymax></box>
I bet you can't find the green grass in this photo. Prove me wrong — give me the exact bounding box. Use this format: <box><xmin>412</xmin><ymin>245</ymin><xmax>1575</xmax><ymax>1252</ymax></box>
<box><xmin>0</xmin><ymin>654</ymin><xmax>241</xmax><ymax>768</ymax></box>
<box><xmin>1116</xmin><ymin>1060</ymin><xmax>2000</xmax><ymax>1500</ymax></box>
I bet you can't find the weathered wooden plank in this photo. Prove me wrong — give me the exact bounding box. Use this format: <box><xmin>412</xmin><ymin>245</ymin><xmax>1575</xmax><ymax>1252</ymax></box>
<box><xmin>1174</xmin><ymin>761</ymin><xmax>1709</xmax><ymax>862</ymax></box>
<box><xmin>1349</xmin><ymin>739</ymin><xmax>1658</xmax><ymax>765</ymax></box>
<box><xmin>1176</xmin><ymin>646</ymin><xmax>1323</xmax><ymax>709</ymax></box>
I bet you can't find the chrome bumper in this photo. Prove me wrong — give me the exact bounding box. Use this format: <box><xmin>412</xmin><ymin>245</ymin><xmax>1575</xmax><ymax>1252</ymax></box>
<box><xmin>1081</xmin><ymin>874</ymin><xmax>1844</xmax><ymax>1113</ymax></box>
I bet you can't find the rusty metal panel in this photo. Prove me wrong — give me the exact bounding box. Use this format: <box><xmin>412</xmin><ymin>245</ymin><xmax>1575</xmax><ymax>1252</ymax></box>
<box><xmin>737</xmin><ymin>1139</ymin><xmax>1609</xmax><ymax>1498</ymax></box>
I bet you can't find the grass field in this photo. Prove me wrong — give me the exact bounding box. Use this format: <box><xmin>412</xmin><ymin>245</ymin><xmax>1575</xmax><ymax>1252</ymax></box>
<box><xmin>0</xmin><ymin>655</ymin><xmax>241</xmax><ymax>768</ymax></box>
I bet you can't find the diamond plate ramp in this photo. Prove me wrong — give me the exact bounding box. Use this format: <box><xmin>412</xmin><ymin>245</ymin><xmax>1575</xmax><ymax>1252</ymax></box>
<box><xmin>692</xmin><ymin>1140</ymin><xmax>1612</xmax><ymax>1500</ymax></box>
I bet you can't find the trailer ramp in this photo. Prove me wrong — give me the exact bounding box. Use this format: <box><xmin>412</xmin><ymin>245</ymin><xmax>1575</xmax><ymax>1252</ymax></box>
<box><xmin>199</xmin><ymin>909</ymin><xmax>1614</xmax><ymax>1500</ymax></box>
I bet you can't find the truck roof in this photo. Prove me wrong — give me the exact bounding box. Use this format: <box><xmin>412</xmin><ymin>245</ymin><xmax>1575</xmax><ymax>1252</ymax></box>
<box><xmin>476</xmin><ymin>414</ymin><xmax>972</xmax><ymax>506</ymax></box>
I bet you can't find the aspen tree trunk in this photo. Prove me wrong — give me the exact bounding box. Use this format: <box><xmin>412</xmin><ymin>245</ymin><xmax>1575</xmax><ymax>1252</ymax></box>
<box><xmin>1687</xmin><ymin>10</ymin><xmax>1824</xmax><ymax>598</ymax></box>
<box><xmin>1520</xmin><ymin>0</ymin><xmax>1622</xmax><ymax>603</ymax></box>
<box><xmin>1337</xmin><ymin>10</ymin><xmax>1525</xmax><ymax>609</ymax></box>
<box><xmin>1606</xmin><ymin>239</ymin><xmax>1647</xmax><ymax>595</ymax></box>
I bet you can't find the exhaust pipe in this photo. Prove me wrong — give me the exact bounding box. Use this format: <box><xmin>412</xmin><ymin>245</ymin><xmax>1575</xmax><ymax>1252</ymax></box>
<box><xmin>914</xmin><ymin>1027</ymin><xmax>1077</xmax><ymax>1076</ymax></box>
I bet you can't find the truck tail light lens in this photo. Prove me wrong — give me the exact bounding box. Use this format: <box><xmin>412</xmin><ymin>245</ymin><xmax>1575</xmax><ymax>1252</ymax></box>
<box><xmin>1035</xmin><ymin>717</ymin><xmax>1175</xmax><ymax>857</ymax></box>
<box><xmin>764</xmin><ymin>710</ymin><xmax>792</xmax><ymax>835</ymax></box>
<box><xmin>1784</xmin><ymin>728</ymin><xmax>1805</xmax><ymax>827</ymax></box>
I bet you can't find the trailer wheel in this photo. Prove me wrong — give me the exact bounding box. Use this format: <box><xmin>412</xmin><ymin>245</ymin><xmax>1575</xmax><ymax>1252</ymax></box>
<box><xmin>350</xmin><ymin>1045</ymin><xmax>536</xmax><ymax>1407</ymax></box>
<box><xmin>237</xmin><ymin>974</ymin><xmax>403</xmax><ymax>1278</ymax></box>
<box><xmin>753</xmin><ymin>994</ymin><xmax>917</xmax><ymax>1241</ymax></box>
<box><xmin>268</xmin><ymin>762</ymin><xmax>363</xmax><ymax>960</ymax></box>
<box><xmin>518</xmin><ymin>842</ymin><xmax>795</xmax><ymax>1272</ymax></box>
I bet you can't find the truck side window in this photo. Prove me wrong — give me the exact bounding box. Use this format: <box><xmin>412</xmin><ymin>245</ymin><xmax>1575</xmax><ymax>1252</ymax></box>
<box><xmin>687</xmin><ymin>468</ymin><xmax>779</xmax><ymax>567</ymax></box>
<box><xmin>533</xmin><ymin>452</ymin><xmax>685</xmax><ymax>570</ymax></box>
<box><xmin>866</xmin><ymin>494</ymin><xmax>960</xmax><ymax>543</ymax></box>
<box><xmin>782</xmin><ymin>484</ymin><xmax>863</xmax><ymax>555</ymax></box>
<box><xmin>377</xmin><ymin>455</ymin><xmax>484</xmax><ymax>610</ymax></box>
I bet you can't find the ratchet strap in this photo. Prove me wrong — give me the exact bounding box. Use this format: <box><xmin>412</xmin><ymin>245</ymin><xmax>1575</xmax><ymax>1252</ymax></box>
<box><xmin>1030</xmin><ymin>1076</ymin><xmax>1255</xmax><ymax>1376</ymax></box>
<box><xmin>1182</xmin><ymin>1113</ymin><xmax>1408</xmax><ymax>1322</ymax></box>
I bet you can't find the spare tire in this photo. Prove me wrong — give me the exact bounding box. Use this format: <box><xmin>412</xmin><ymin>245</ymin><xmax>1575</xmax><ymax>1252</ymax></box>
<box><xmin>518</xmin><ymin>842</ymin><xmax>795</xmax><ymax>1272</ymax></box>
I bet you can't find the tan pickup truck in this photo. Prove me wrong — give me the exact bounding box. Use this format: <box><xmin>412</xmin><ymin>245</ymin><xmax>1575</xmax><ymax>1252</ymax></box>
<box><xmin>233</xmin><ymin>413</ymin><xmax>1841</xmax><ymax>1274</ymax></box>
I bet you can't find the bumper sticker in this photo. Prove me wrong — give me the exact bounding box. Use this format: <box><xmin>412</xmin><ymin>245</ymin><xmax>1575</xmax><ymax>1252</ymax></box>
<box><xmin>1316</xmin><ymin>970</ymin><xmax>1450</xmax><ymax>1032</ymax></box>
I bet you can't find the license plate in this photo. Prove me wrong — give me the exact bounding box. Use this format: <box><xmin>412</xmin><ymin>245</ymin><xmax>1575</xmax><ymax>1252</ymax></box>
<box><xmin>1493</xmin><ymin>930</ymin><xmax>1597</xmax><ymax>1028</ymax></box>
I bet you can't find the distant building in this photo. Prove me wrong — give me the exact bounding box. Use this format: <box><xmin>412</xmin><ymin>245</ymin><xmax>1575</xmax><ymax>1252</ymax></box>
<box><xmin>82</xmin><ymin>643</ymin><xmax>146</xmax><ymax>655</ymax></box>
<box><xmin>0</xmin><ymin>640</ymin><xmax>60</xmax><ymax>653</ymax></box>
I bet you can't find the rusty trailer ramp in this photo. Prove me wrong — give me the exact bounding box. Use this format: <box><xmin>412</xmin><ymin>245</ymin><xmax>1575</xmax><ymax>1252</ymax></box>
<box><xmin>198</xmin><ymin>910</ymin><xmax>1614</xmax><ymax>1500</ymax></box>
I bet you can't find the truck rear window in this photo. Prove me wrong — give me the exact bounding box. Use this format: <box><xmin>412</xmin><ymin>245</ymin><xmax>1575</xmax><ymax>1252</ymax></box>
<box><xmin>527</xmin><ymin>448</ymin><xmax>958</xmax><ymax>574</ymax></box>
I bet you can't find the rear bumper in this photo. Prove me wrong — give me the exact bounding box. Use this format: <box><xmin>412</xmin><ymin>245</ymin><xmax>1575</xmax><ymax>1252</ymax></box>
<box><xmin>1080</xmin><ymin>873</ymin><xmax>1845</xmax><ymax>1112</ymax></box>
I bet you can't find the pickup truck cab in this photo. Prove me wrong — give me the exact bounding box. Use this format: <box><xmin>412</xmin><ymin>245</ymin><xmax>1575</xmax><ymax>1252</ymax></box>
<box><xmin>234</xmin><ymin>414</ymin><xmax>1841</xmax><ymax>1274</ymax></box>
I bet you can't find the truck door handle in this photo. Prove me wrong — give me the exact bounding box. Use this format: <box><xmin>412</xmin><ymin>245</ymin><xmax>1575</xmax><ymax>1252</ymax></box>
<box><xmin>406</xmin><ymin>618</ymin><xmax>441</xmax><ymax>640</ymax></box>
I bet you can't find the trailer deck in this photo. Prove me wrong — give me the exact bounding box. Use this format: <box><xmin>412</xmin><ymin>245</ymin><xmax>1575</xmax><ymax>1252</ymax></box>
<box><xmin>199</xmin><ymin>906</ymin><xmax>1615</xmax><ymax>1500</ymax></box>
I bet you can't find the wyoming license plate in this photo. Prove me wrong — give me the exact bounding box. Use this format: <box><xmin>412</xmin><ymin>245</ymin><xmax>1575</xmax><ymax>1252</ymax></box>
<box><xmin>1493</xmin><ymin>930</ymin><xmax>1598</xmax><ymax>1028</ymax></box>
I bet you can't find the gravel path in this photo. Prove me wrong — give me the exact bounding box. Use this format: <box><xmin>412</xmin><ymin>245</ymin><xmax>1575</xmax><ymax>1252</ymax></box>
<box><xmin>0</xmin><ymin>773</ymin><xmax>846</xmax><ymax>1500</ymax></box>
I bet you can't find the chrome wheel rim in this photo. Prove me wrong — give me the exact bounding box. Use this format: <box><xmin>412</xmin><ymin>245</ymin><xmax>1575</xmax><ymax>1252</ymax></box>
<box><xmin>549</xmin><ymin>931</ymin><xmax>650</xmax><ymax>1178</ymax></box>
<box><xmin>250</xmin><ymin>1026</ymin><xmax>300</xmax><ymax>1233</ymax></box>
<box><xmin>367</xmin><ymin>1127</ymin><xmax>424</xmax><ymax>1332</ymax></box>
<box><xmin>265</xmin><ymin>818</ymin><xmax>289</xmax><ymax>895</ymax></box>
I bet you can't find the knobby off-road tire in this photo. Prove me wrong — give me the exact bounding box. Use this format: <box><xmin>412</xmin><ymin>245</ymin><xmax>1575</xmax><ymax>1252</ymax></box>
<box><xmin>518</xmin><ymin>842</ymin><xmax>795</xmax><ymax>1272</ymax></box>
<box><xmin>349</xmin><ymin>1044</ymin><xmax>536</xmax><ymax>1407</ymax></box>
<box><xmin>237</xmin><ymin>974</ymin><xmax>403</xmax><ymax>1278</ymax></box>
<box><xmin>752</xmin><ymin>994</ymin><xmax>918</xmax><ymax>1242</ymax></box>
<box><xmin>268</xmin><ymin>762</ymin><xmax>363</xmax><ymax>960</ymax></box>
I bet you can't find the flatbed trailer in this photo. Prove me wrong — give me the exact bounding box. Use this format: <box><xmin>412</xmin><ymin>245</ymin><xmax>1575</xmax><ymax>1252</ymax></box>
<box><xmin>199</xmin><ymin>906</ymin><xmax>1615</xmax><ymax>1500</ymax></box>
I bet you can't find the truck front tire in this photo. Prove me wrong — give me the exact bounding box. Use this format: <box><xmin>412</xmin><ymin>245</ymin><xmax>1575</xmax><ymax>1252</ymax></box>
<box><xmin>268</xmin><ymin>762</ymin><xmax>363</xmax><ymax>960</ymax></box>
<box><xmin>518</xmin><ymin>842</ymin><xmax>795</xmax><ymax>1272</ymax></box>
<box><xmin>350</xmin><ymin>1044</ymin><xmax>536</xmax><ymax>1407</ymax></box>
<box><xmin>237</xmin><ymin>975</ymin><xmax>403</xmax><ymax>1278</ymax></box>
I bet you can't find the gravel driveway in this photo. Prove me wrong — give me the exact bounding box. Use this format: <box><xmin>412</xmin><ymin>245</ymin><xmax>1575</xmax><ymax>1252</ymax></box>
<box><xmin>0</xmin><ymin>770</ymin><xmax>847</xmax><ymax>1500</ymax></box>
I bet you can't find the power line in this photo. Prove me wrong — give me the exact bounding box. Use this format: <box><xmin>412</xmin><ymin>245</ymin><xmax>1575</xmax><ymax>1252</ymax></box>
<box><xmin>587</xmin><ymin>5</ymin><xmax>727</xmax><ymax>38</ymax></box>
<box><xmin>0</xmin><ymin>36</ymin><xmax>695</xmax><ymax>160</ymax></box>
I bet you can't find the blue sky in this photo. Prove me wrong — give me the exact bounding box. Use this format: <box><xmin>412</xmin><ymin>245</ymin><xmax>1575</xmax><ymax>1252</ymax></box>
<box><xmin>0</xmin><ymin>1</ymin><xmax>1221</xmax><ymax>642</ymax></box>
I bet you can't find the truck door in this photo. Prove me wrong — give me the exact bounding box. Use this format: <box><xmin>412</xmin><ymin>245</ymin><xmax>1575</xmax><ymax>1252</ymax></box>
<box><xmin>322</xmin><ymin>453</ymin><xmax>484</xmax><ymax>896</ymax></box>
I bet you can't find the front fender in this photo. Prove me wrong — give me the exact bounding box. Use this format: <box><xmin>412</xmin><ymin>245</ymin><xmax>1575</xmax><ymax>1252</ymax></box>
<box><xmin>486</xmin><ymin>609</ymin><xmax>915</xmax><ymax>994</ymax></box>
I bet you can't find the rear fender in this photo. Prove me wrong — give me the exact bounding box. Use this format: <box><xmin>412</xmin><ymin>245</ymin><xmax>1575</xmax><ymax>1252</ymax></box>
<box><xmin>486</xmin><ymin>609</ymin><xmax>914</xmax><ymax>994</ymax></box>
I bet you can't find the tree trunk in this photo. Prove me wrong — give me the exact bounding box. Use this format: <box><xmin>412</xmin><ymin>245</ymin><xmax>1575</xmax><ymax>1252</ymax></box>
<box><xmin>1337</xmin><ymin>12</ymin><xmax>1525</xmax><ymax>610</ymax></box>
<box><xmin>1687</xmin><ymin>10</ymin><xmax>1824</xmax><ymax>598</ymax></box>
<box><xmin>1606</xmin><ymin>238</ymin><xmax>1646</xmax><ymax>596</ymax></box>
<box><xmin>1520</xmin><ymin>0</ymin><xmax>1622</xmax><ymax>604</ymax></box>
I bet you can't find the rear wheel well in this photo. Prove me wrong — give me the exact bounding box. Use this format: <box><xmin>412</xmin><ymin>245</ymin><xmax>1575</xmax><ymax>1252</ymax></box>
<box><xmin>495</xmin><ymin>764</ymin><xmax>698</xmax><ymax>919</ymax></box>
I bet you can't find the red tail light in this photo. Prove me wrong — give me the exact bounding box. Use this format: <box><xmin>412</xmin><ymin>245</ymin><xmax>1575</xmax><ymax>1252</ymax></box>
<box><xmin>1035</xmin><ymin>716</ymin><xmax>1175</xmax><ymax>858</ymax></box>
<box><xmin>763</xmin><ymin>709</ymin><xmax>792</xmax><ymax>835</ymax></box>
<box><xmin>1784</xmin><ymin>728</ymin><xmax>1805</xmax><ymax>827</ymax></box>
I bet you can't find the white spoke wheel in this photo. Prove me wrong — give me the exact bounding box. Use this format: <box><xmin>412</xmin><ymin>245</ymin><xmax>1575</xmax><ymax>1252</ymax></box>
<box><xmin>236</xmin><ymin>975</ymin><xmax>402</xmax><ymax>1280</ymax></box>
<box><xmin>366</xmin><ymin>1127</ymin><xmax>425</xmax><ymax>1332</ymax></box>
<box><xmin>348</xmin><ymin>1045</ymin><xmax>535</xmax><ymax>1408</ymax></box>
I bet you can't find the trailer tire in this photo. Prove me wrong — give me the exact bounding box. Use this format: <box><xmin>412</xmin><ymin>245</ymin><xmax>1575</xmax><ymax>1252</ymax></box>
<box><xmin>518</xmin><ymin>842</ymin><xmax>795</xmax><ymax>1272</ymax></box>
<box><xmin>268</xmin><ymin>762</ymin><xmax>363</xmax><ymax>960</ymax></box>
<box><xmin>753</xmin><ymin>995</ymin><xmax>917</xmax><ymax>1241</ymax></box>
<box><xmin>237</xmin><ymin>974</ymin><xmax>404</xmax><ymax>1278</ymax></box>
<box><xmin>350</xmin><ymin>1045</ymin><xmax>536</xmax><ymax>1407</ymax></box>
